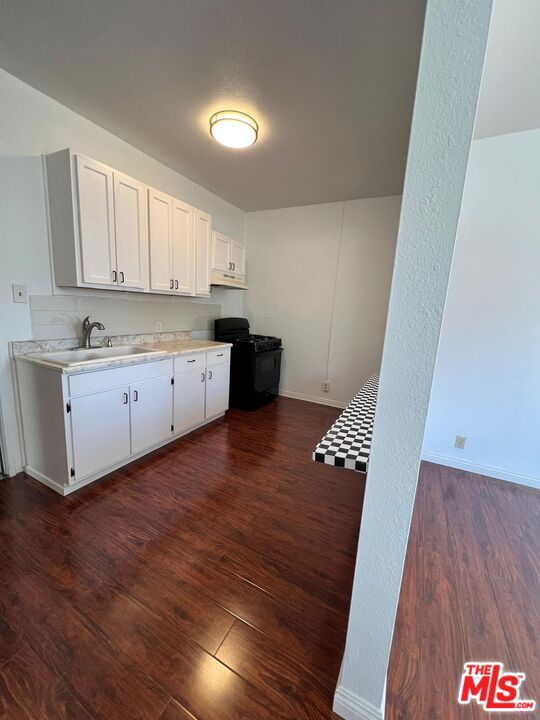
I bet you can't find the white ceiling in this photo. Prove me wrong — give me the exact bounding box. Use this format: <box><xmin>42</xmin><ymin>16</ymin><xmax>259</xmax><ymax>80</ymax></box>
<box><xmin>475</xmin><ymin>0</ymin><xmax>540</xmax><ymax>139</ymax></box>
<box><xmin>0</xmin><ymin>0</ymin><xmax>426</xmax><ymax>211</ymax></box>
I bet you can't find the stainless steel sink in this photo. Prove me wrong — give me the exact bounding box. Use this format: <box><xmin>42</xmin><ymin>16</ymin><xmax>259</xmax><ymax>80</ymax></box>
<box><xmin>29</xmin><ymin>345</ymin><xmax>165</xmax><ymax>367</ymax></box>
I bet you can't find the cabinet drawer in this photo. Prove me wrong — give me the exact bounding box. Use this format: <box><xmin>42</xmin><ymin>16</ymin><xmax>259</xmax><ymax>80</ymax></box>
<box><xmin>206</xmin><ymin>348</ymin><xmax>230</xmax><ymax>366</ymax></box>
<box><xmin>68</xmin><ymin>358</ymin><xmax>173</xmax><ymax>397</ymax></box>
<box><xmin>174</xmin><ymin>353</ymin><xmax>205</xmax><ymax>373</ymax></box>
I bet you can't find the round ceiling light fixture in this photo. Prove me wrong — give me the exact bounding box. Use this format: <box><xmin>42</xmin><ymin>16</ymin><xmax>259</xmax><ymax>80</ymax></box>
<box><xmin>209</xmin><ymin>110</ymin><xmax>258</xmax><ymax>149</ymax></box>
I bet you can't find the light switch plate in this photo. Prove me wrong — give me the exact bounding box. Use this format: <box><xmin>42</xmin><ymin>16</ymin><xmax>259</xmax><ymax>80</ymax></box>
<box><xmin>12</xmin><ymin>284</ymin><xmax>28</xmax><ymax>303</ymax></box>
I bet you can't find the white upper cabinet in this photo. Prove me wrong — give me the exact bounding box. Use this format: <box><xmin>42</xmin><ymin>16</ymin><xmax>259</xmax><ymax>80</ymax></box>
<box><xmin>46</xmin><ymin>149</ymin><xmax>213</xmax><ymax>297</ymax></box>
<box><xmin>46</xmin><ymin>149</ymin><xmax>149</xmax><ymax>291</ymax></box>
<box><xmin>230</xmin><ymin>239</ymin><xmax>246</xmax><ymax>276</ymax></box>
<box><xmin>148</xmin><ymin>188</ymin><xmax>173</xmax><ymax>293</ymax></box>
<box><xmin>148</xmin><ymin>189</ymin><xmax>203</xmax><ymax>296</ymax></box>
<box><xmin>76</xmin><ymin>155</ymin><xmax>116</xmax><ymax>286</ymax></box>
<box><xmin>211</xmin><ymin>231</ymin><xmax>247</xmax><ymax>287</ymax></box>
<box><xmin>194</xmin><ymin>209</ymin><xmax>211</xmax><ymax>296</ymax></box>
<box><xmin>213</xmin><ymin>232</ymin><xmax>231</xmax><ymax>272</ymax></box>
<box><xmin>172</xmin><ymin>198</ymin><xmax>194</xmax><ymax>295</ymax></box>
<box><xmin>113</xmin><ymin>171</ymin><xmax>148</xmax><ymax>290</ymax></box>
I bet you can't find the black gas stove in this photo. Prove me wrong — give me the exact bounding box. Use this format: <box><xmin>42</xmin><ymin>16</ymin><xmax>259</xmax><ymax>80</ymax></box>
<box><xmin>233</xmin><ymin>334</ymin><xmax>282</xmax><ymax>353</ymax></box>
<box><xmin>215</xmin><ymin>318</ymin><xmax>283</xmax><ymax>409</ymax></box>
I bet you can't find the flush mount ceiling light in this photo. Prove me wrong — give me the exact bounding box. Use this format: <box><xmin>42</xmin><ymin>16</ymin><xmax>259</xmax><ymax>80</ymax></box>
<box><xmin>209</xmin><ymin>110</ymin><xmax>258</xmax><ymax>149</ymax></box>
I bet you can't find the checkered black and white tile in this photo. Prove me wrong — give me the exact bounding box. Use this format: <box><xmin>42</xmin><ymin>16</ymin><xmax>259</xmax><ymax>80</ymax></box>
<box><xmin>313</xmin><ymin>372</ymin><xmax>379</xmax><ymax>473</ymax></box>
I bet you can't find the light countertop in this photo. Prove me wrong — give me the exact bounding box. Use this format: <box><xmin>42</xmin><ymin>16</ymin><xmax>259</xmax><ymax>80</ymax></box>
<box><xmin>140</xmin><ymin>339</ymin><xmax>232</xmax><ymax>355</ymax></box>
<box><xmin>17</xmin><ymin>339</ymin><xmax>232</xmax><ymax>374</ymax></box>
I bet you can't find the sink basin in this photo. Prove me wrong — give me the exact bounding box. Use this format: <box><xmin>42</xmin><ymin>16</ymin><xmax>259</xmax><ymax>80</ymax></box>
<box><xmin>29</xmin><ymin>345</ymin><xmax>165</xmax><ymax>367</ymax></box>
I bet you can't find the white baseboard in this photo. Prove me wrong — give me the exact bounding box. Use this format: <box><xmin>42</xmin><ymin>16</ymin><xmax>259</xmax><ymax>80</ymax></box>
<box><xmin>422</xmin><ymin>451</ymin><xmax>540</xmax><ymax>491</ymax></box>
<box><xmin>279</xmin><ymin>389</ymin><xmax>346</xmax><ymax>409</ymax></box>
<box><xmin>334</xmin><ymin>686</ymin><xmax>384</xmax><ymax>720</ymax></box>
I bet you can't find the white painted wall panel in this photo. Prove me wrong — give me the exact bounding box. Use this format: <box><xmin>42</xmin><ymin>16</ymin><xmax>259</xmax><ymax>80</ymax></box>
<box><xmin>245</xmin><ymin>197</ymin><xmax>400</xmax><ymax>407</ymax></box>
<box><xmin>423</xmin><ymin>129</ymin><xmax>540</xmax><ymax>488</ymax></box>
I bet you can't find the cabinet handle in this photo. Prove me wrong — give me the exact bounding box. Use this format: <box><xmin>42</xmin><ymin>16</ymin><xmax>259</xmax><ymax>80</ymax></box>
<box><xmin>217</xmin><ymin>353</ymin><xmax>223</xmax><ymax>357</ymax></box>
<box><xmin>175</xmin><ymin>279</ymin><xmax>179</xmax><ymax>289</ymax></box>
<box><xmin>123</xmin><ymin>392</ymin><xmax>129</xmax><ymax>404</ymax></box>
<box><xmin>208</xmin><ymin>370</ymin><xmax>213</xmax><ymax>380</ymax></box>
<box><xmin>187</xmin><ymin>359</ymin><xmax>196</xmax><ymax>363</ymax></box>
<box><xmin>170</xmin><ymin>279</ymin><xmax>174</xmax><ymax>290</ymax></box>
<box><xmin>133</xmin><ymin>390</ymin><xmax>138</xmax><ymax>402</ymax></box>
<box><xmin>120</xmin><ymin>271</ymin><xmax>125</xmax><ymax>283</ymax></box>
<box><xmin>201</xmin><ymin>372</ymin><xmax>205</xmax><ymax>382</ymax></box>
<box><xmin>112</xmin><ymin>270</ymin><xmax>117</xmax><ymax>282</ymax></box>
<box><xmin>232</xmin><ymin>262</ymin><xmax>235</xmax><ymax>271</ymax></box>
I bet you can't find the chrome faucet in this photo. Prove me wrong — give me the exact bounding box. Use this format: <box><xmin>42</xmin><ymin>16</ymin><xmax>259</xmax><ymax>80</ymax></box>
<box><xmin>81</xmin><ymin>316</ymin><xmax>105</xmax><ymax>348</ymax></box>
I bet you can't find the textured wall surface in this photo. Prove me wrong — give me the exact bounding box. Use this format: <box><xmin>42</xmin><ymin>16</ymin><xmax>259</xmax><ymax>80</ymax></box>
<box><xmin>334</xmin><ymin>1</ymin><xmax>493</xmax><ymax>718</ymax></box>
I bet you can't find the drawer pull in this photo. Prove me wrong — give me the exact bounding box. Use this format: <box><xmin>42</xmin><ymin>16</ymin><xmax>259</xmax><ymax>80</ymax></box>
<box><xmin>217</xmin><ymin>353</ymin><xmax>224</xmax><ymax>357</ymax></box>
<box><xmin>187</xmin><ymin>359</ymin><xmax>196</xmax><ymax>363</ymax></box>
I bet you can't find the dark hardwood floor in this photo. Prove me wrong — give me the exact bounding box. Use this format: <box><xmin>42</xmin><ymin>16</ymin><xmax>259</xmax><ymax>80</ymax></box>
<box><xmin>0</xmin><ymin>398</ymin><xmax>538</xmax><ymax>719</ymax></box>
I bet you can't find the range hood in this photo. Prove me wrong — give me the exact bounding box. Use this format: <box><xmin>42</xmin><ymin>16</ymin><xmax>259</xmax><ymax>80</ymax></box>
<box><xmin>211</xmin><ymin>270</ymin><xmax>248</xmax><ymax>289</ymax></box>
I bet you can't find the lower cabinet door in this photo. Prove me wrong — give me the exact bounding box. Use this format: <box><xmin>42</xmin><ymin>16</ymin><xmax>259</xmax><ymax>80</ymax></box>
<box><xmin>131</xmin><ymin>376</ymin><xmax>173</xmax><ymax>454</ymax></box>
<box><xmin>174</xmin><ymin>369</ymin><xmax>206</xmax><ymax>433</ymax></box>
<box><xmin>205</xmin><ymin>362</ymin><xmax>230</xmax><ymax>418</ymax></box>
<box><xmin>70</xmin><ymin>386</ymin><xmax>131</xmax><ymax>480</ymax></box>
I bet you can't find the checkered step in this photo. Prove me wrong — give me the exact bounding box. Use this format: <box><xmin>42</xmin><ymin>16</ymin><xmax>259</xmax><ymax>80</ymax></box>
<box><xmin>313</xmin><ymin>372</ymin><xmax>379</xmax><ymax>473</ymax></box>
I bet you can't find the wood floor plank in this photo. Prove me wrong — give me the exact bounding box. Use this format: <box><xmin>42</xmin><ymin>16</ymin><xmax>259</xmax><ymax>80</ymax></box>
<box><xmin>0</xmin><ymin>642</ymin><xmax>94</xmax><ymax>720</ymax></box>
<box><xmin>139</xmin><ymin>534</ymin><xmax>346</xmax><ymax>686</ymax></box>
<box><xmin>464</xmin><ymin>473</ymin><xmax>540</xmax><ymax>702</ymax></box>
<box><xmin>216</xmin><ymin>619</ymin><xmax>339</xmax><ymax>718</ymax></box>
<box><xmin>0</xmin><ymin>400</ymin><xmax>537</xmax><ymax>720</ymax></box>
<box><xmin>0</xmin><ymin>570</ymin><xmax>170</xmax><ymax>720</ymax></box>
<box><xmin>160</xmin><ymin>700</ymin><xmax>198</xmax><ymax>720</ymax></box>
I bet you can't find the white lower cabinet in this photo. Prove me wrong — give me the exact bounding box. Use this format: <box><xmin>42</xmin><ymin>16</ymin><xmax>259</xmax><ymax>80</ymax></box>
<box><xmin>205</xmin><ymin>362</ymin><xmax>230</xmax><ymax>418</ymax></box>
<box><xmin>173</xmin><ymin>350</ymin><xmax>231</xmax><ymax>432</ymax></box>
<box><xmin>174</xmin><ymin>368</ymin><xmax>206</xmax><ymax>433</ymax></box>
<box><xmin>16</xmin><ymin>350</ymin><xmax>230</xmax><ymax>496</ymax></box>
<box><xmin>131</xmin><ymin>375</ymin><xmax>173</xmax><ymax>454</ymax></box>
<box><xmin>71</xmin><ymin>386</ymin><xmax>131</xmax><ymax>480</ymax></box>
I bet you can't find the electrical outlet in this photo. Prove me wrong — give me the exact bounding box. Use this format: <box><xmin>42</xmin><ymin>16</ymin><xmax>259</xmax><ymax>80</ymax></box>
<box><xmin>12</xmin><ymin>284</ymin><xmax>28</xmax><ymax>303</ymax></box>
<box><xmin>155</xmin><ymin>321</ymin><xmax>163</xmax><ymax>332</ymax></box>
<box><xmin>455</xmin><ymin>435</ymin><xmax>466</xmax><ymax>449</ymax></box>
<box><xmin>323</xmin><ymin>381</ymin><xmax>330</xmax><ymax>392</ymax></box>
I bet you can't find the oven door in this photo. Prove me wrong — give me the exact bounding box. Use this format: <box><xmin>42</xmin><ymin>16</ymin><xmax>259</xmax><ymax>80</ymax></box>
<box><xmin>253</xmin><ymin>348</ymin><xmax>282</xmax><ymax>393</ymax></box>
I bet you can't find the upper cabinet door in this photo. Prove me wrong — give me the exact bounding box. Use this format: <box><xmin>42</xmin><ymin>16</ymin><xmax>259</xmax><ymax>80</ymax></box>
<box><xmin>148</xmin><ymin>188</ymin><xmax>173</xmax><ymax>293</ymax></box>
<box><xmin>172</xmin><ymin>199</ymin><xmax>194</xmax><ymax>295</ymax></box>
<box><xmin>212</xmin><ymin>231</ymin><xmax>230</xmax><ymax>272</ymax></box>
<box><xmin>75</xmin><ymin>155</ymin><xmax>117</xmax><ymax>286</ymax></box>
<box><xmin>230</xmin><ymin>240</ymin><xmax>246</xmax><ymax>276</ymax></box>
<box><xmin>113</xmin><ymin>171</ymin><xmax>148</xmax><ymax>290</ymax></box>
<box><xmin>194</xmin><ymin>208</ymin><xmax>211</xmax><ymax>296</ymax></box>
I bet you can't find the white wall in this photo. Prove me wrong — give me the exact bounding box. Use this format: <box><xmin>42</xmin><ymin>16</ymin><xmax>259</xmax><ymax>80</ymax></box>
<box><xmin>335</xmin><ymin>1</ymin><xmax>492</xmax><ymax>718</ymax></box>
<box><xmin>245</xmin><ymin>197</ymin><xmax>401</xmax><ymax>407</ymax></box>
<box><xmin>0</xmin><ymin>69</ymin><xmax>245</xmax><ymax>476</ymax></box>
<box><xmin>423</xmin><ymin>128</ymin><xmax>540</xmax><ymax>489</ymax></box>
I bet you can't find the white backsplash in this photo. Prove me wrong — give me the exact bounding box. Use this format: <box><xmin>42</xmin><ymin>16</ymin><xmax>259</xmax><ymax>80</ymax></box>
<box><xmin>29</xmin><ymin>293</ymin><xmax>221</xmax><ymax>341</ymax></box>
